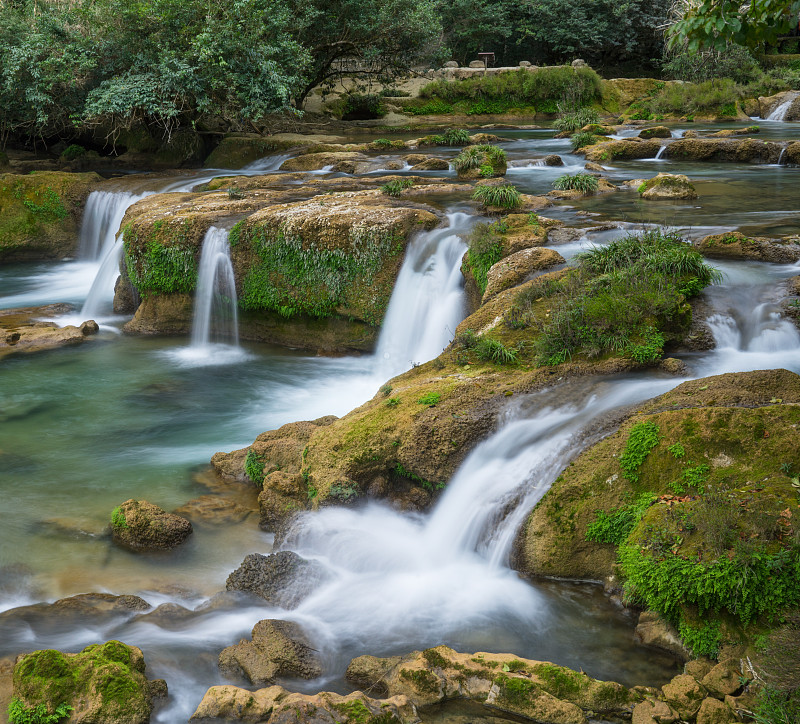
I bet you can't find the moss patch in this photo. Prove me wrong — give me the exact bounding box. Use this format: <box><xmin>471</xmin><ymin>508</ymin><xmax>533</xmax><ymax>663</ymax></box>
<box><xmin>0</xmin><ymin>172</ymin><xmax>101</xmax><ymax>262</ymax></box>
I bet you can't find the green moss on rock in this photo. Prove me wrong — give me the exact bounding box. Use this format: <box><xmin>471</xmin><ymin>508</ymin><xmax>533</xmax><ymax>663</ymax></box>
<box><xmin>12</xmin><ymin>641</ymin><xmax>153</xmax><ymax>724</ymax></box>
<box><xmin>0</xmin><ymin>172</ymin><xmax>102</xmax><ymax>262</ymax></box>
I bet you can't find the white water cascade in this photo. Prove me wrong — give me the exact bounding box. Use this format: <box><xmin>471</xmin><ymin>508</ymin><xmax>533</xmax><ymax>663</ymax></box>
<box><xmin>192</xmin><ymin>227</ymin><xmax>240</xmax><ymax>349</ymax></box>
<box><xmin>78</xmin><ymin>191</ymin><xmax>152</xmax><ymax>320</ymax></box>
<box><xmin>766</xmin><ymin>92</ymin><xmax>799</xmax><ymax>122</ymax></box>
<box><xmin>654</xmin><ymin>144</ymin><xmax>667</xmax><ymax>160</ymax></box>
<box><xmin>375</xmin><ymin>212</ymin><xmax>472</xmax><ymax>376</ymax></box>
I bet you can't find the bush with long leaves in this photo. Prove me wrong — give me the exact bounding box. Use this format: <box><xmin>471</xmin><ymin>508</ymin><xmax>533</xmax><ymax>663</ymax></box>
<box><xmin>552</xmin><ymin>173</ymin><xmax>600</xmax><ymax>193</ymax></box>
<box><xmin>473</xmin><ymin>183</ymin><xmax>522</xmax><ymax>209</ymax></box>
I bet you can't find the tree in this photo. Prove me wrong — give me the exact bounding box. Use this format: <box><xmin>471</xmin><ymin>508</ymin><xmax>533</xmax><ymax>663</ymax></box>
<box><xmin>668</xmin><ymin>0</ymin><xmax>800</xmax><ymax>52</ymax></box>
<box><xmin>289</xmin><ymin>0</ymin><xmax>443</xmax><ymax>107</ymax></box>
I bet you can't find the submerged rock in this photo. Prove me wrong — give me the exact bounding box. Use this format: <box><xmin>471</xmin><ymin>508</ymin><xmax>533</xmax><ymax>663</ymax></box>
<box><xmin>191</xmin><ymin>685</ymin><xmax>419</xmax><ymax>724</ymax></box>
<box><xmin>225</xmin><ymin>551</ymin><xmax>329</xmax><ymax>608</ymax></box>
<box><xmin>218</xmin><ymin>619</ymin><xmax>321</xmax><ymax>685</ymax></box>
<box><xmin>0</xmin><ymin>304</ymin><xmax>98</xmax><ymax>359</ymax></box>
<box><xmin>110</xmin><ymin>499</ymin><xmax>193</xmax><ymax>552</ymax></box>
<box><xmin>11</xmin><ymin>641</ymin><xmax>162</xmax><ymax>724</ymax></box>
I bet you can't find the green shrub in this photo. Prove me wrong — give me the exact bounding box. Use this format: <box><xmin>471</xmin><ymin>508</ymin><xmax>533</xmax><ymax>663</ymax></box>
<box><xmin>110</xmin><ymin>506</ymin><xmax>128</xmax><ymax>529</ymax></box>
<box><xmin>381</xmin><ymin>178</ymin><xmax>414</xmax><ymax>196</ymax></box>
<box><xmin>620</xmin><ymin>422</ymin><xmax>660</xmax><ymax>482</ymax></box>
<box><xmin>453</xmin><ymin>147</ymin><xmax>482</xmax><ymax>172</ymax></box>
<box><xmin>586</xmin><ymin>492</ymin><xmax>658</xmax><ymax>545</ymax></box>
<box><xmin>341</xmin><ymin>93</ymin><xmax>384</xmax><ymax>120</ymax></box>
<box><xmin>661</xmin><ymin>45</ymin><xmax>761</xmax><ymax>84</ymax></box>
<box><xmin>637</xmin><ymin>78</ymin><xmax>740</xmax><ymax>117</ymax></box>
<box><xmin>552</xmin><ymin>173</ymin><xmax>599</xmax><ymax>193</ymax></box>
<box><xmin>60</xmin><ymin>144</ymin><xmax>86</xmax><ymax>161</ymax></box>
<box><xmin>532</xmin><ymin>228</ymin><xmax>721</xmax><ymax>365</ymax></box>
<box><xmin>419</xmin><ymin>67</ymin><xmax>603</xmax><ymax>110</ymax></box>
<box><xmin>7</xmin><ymin>699</ymin><xmax>72</xmax><ymax>724</ymax></box>
<box><xmin>418</xmin><ymin>391</ymin><xmax>441</xmax><ymax>406</ymax></box>
<box><xmin>442</xmin><ymin>128</ymin><xmax>471</xmax><ymax>146</ymax></box>
<box><xmin>463</xmin><ymin>223</ymin><xmax>503</xmax><ymax>294</ymax></box>
<box><xmin>244</xmin><ymin>448</ymin><xmax>265</xmax><ymax>485</ymax></box>
<box><xmin>371</xmin><ymin>138</ymin><xmax>394</xmax><ymax>149</ymax></box>
<box><xmin>473</xmin><ymin>183</ymin><xmax>521</xmax><ymax>209</ymax></box>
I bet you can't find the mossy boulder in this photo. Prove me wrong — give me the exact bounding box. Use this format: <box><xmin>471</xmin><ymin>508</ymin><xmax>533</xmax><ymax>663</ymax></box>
<box><xmin>695</xmin><ymin>231</ymin><xmax>800</xmax><ymax>264</ymax></box>
<box><xmin>583</xmin><ymin>139</ymin><xmax>662</xmax><ymax>163</ymax></box>
<box><xmin>191</xmin><ymin>685</ymin><xmax>418</xmax><ymax>724</ymax></box>
<box><xmin>785</xmin><ymin>141</ymin><xmax>800</xmax><ymax>165</ymax></box>
<box><xmin>11</xmin><ymin>641</ymin><xmax>159</xmax><ymax>724</ymax></box>
<box><xmin>0</xmin><ymin>171</ymin><xmax>102</xmax><ymax>262</ymax></box>
<box><xmin>345</xmin><ymin>646</ymin><xmax>637</xmax><ymax>722</ymax></box>
<box><xmin>515</xmin><ymin>369</ymin><xmax>800</xmax><ymax>657</ymax></box>
<box><xmin>663</xmin><ymin>138</ymin><xmax>782</xmax><ymax>164</ymax></box>
<box><xmin>482</xmin><ymin>247</ymin><xmax>564</xmax><ymax>302</ymax></box>
<box><xmin>110</xmin><ymin>499</ymin><xmax>193</xmax><ymax>552</ymax></box>
<box><xmin>230</xmin><ymin>191</ymin><xmax>438</xmax><ymax>326</ymax></box>
<box><xmin>455</xmin><ymin>145</ymin><xmax>507</xmax><ymax>180</ymax></box>
<box><xmin>218</xmin><ymin>619</ymin><xmax>321</xmax><ymax>686</ymax></box>
<box><xmin>638</xmin><ymin>126</ymin><xmax>672</xmax><ymax>139</ymax></box>
<box><xmin>280</xmin><ymin>151</ymin><xmax>368</xmax><ymax>172</ymax></box>
<box><xmin>638</xmin><ymin>173</ymin><xmax>697</xmax><ymax>200</ymax></box>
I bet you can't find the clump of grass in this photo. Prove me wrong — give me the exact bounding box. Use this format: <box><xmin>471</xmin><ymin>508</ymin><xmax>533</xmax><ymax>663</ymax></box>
<box><xmin>473</xmin><ymin>183</ymin><xmax>521</xmax><ymax>209</ymax></box>
<box><xmin>418</xmin><ymin>392</ymin><xmax>441</xmax><ymax>406</ymax></box>
<box><xmin>442</xmin><ymin>128</ymin><xmax>470</xmax><ymax>146</ymax></box>
<box><xmin>475</xmin><ymin>337</ymin><xmax>518</xmax><ymax>364</ymax></box>
<box><xmin>380</xmin><ymin>178</ymin><xmax>414</xmax><ymax>196</ymax></box>
<box><xmin>552</xmin><ymin>173</ymin><xmax>599</xmax><ymax>193</ymax></box>
<box><xmin>571</xmin><ymin>131</ymin><xmax>601</xmax><ymax>151</ymax></box>
<box><xmin>371</xmin><ymin>138</ymin><xmax>394</xmax><ymax>149</ymax></box>
<box><xmin>463</xmin><ymin>223</ymin><xmax>503</xmax><ymax>294</ymax></box>
<box><xmin>554</xmin><ymin>107</ymin><xmax>599</xmax><ymax>133</ymax></box>
<box><xmin>531</xmin><ymin>228</ymin><xmax>721</xmax><ymax>366</ymax></box>
<box><xmin>453</xmin><ymin>147</ymin><xmax>481</xmax><ymax>172</ymax></box>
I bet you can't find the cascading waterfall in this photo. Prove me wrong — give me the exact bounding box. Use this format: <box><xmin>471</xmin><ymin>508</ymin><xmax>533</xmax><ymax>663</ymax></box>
<box><xmin>766</xmin><ymin>92</ymin><xmax>799</xmax><ymax>122</ymax></box>
<box><xmin>78</xmin><ymin>191</ymin><xmax>151</xmax><ymax>319</ymax></box>
<box><xmin>375</xmin><ymin>212</ymin><xmax>472</xmax><ymax>377</ymax></box>
<box><xmin>654</xmin><ymin>144</ymin><xmax>667</xmax><ymax>160</ymax></box>
<box><xmin>191</xmin><ymin>227</ymin><xmax>240</xmax><ymax>349</ymax></box>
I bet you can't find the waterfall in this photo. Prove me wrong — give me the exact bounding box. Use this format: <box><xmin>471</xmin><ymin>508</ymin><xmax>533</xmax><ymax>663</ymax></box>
<box><xmin>654</xmin><ymin>144</ymin><xmax>667</xmax><ymax>160</ymax></box>
<box><xmin>766</xmin><ymin>92</ymin><xmax>799</xmax><ymax>122</ymax></box>
<box><xmin>777</xmin><ymin>146</ymin><xmax>787</xmax><ymax>165</ymax></box>
<box><xmin>374</xmin><ymin>212</ymin><xmax>472</xmax><ymax>377</ymax></box>
<box><xmin>191</xmin><ymin>227</ymin><xmax>239</xmax><ymax>349</ymax></box>
<box><xmin>77</xmin><ymin>191</ymin><xmax>151</xmax><ymax>319</ymax></box>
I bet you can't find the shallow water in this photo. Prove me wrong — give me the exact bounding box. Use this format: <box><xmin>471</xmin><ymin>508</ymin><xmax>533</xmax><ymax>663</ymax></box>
<box><xmin>2</xmin><ymin>119</ymin><xmax>800</xmax><ymax>720</ymax></box>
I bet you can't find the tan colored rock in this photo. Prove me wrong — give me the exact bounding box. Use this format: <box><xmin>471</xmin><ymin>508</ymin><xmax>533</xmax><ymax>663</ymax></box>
<box><xmin>174</xmin><ymin>495</ymin><xmax>254</xmax><ymax>525</ymax></box>
<box><xmin>663</xmin><ymin>138</ymin><xmax>781</xmax><ymax>163</ymax></box>
<box><xmin>639</xmin><ymin>126</ymin><xmax>672</xmax><ymax>139</ymax></box>
<box><xmin>584</xmin><ymin>138</ymin><xmax>662</xmax><ymax>163</ymax></box>
<box><xmin>661</xmin><ymin>674</ymin><xmax>707</xmax><ymax>719</ymax></box>
<box><xmin>218</xmin><ymin>619</ymin><xmax>321</xmax><ymax>685</ymax></box>
<box><xmin>635</xmin><ymin>611</ymin><xmax>691</xmax><ymax>661</ymax></box>
<box><xmin>631</xmin><ymin>698</ymin><xmax>679</xmax><ymax>724</ymax></box>
<box><xmin>110</xmin><ymin>499</ymin><xmax>193</xmax><ymax>552</ymax></box>
<box><xmin>758</xmin><ymin>90</ymin><xmax>800</xmax><ymax>121</ymax></box>
<box><xmin>696</xmin><ymin>231</ymin><xmax>800</xmax><ymax>264</ymax></box>
<box><xmin>280</xmin><ymin>151</ymin><xmax>367</xmax><ymax>171</ymax></box>
<box><xmin>410</xmin><ymin>157</ymin><xmax>450</xmax><ymax>171</ymax></box>
<box><xmin>488</xmin><ymin>680</ymin><xmax>587</xmax><ymax>724</ymax></box>
<box><xmin>483</xmin><ymin>247</ymin><xmax>565</xmax><ymax>301</ymax></box>
<box><xmin>701</xmin><ymin>661</ymin><xmax>742</xmax><ymax>698</ymax></box>
<box><xmin>639</xmin><ymin>173</ymin><xmax>697</xmax><ymax>200</ymax></box>
<box><xmin>684</xmin><ymin>659</ymin><xmax>715</xmax><ymax>681</ymax></box>
<box><xmin>696</xmin><ymin>696</ymin><xmax>737</xmax><ymax>724</ymax></box>
<box><xmin>191</xmin><ymin>685</ymin><xmax>420</xmax><ymax>724</ymax></box>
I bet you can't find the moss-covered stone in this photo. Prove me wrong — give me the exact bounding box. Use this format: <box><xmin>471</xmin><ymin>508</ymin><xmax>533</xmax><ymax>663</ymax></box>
<box><xmin>583</xmin><ymin>139</ymin><xmax>662</xmax><ymax>163</ymax></box>
<box><xmin>0</xmin><ymin>171</ymin><xmax>102</xmax><ymax>263</ymax></box>
<box><xmin>663</xmin><ymin>138</ymin><xmax>782</xmax><ymax>164</ymax></box>
<box><xmin>11</xmin><ymin>641</ymin><xmax>155</xmax><ymax>724</ymax></box>
<box><xmin>515</xmin><ymin>369</ymin><xmax>800</xmax><ymax>658</ymax></box>
<box><xmin>696</xmin><ymin>231</ymin><xmax>800</xmax><ymax>264</ymax></box>
<box><xmin>204</xmin><ymin>134</ymin><xmax>300</xmax><ymax>169</ymax></box>
<box><xmin>639</xmin><ymin>173</ymin><xmax>697</xmax><ymax>201</ymax></box>
<box><xmin>231</xmin><ymin>191</ymin><xmax>438</xmax><ymax>324</ymax></box>
<box><xmin>110</xmin><ymin>499</ymin><xmax>193</xmax><ymax>552</ymax></box>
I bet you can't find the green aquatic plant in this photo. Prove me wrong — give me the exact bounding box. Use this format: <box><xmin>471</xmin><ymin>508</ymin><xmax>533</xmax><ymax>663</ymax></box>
<box><xmin>472</xmin><ymin>183</ymin><xmax>521</xmax><ymax>210</ymax></box>
<box><xmin>552</xmin><ymin>173</ymin><xmax>599</xmax><ymax>193</ymax></box>
<box><xmin>380</xmin><ymin>178</ymin><xmax>414</xmax><ymax>196</ymax></box>
<box><xmin>7</xmin><ymin>699</ymin><xmax>72</xmax><ymax>724</ymax></box>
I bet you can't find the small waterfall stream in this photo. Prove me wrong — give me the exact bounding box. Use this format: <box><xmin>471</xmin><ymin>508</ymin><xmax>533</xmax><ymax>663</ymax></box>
<box><xmin>375</xmin><ymin>212</ymin><xmax>471</xmax><ymax>376</ymax></box>
<box><xmin>766</xmin><ymin>92</ymin><xmax>799</xmax><ymax>122</ymax></box>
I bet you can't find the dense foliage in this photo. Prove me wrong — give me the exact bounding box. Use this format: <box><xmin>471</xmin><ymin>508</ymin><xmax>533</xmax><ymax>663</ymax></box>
<box><xmin>438</xmin><ymin>0</ymin><xmax>671</xmax><ymax>69</ymax></box>
<box><xmin>0</xmin><ymin>0</ymin><xmax>439</xmax><ymax>147</ymax></box>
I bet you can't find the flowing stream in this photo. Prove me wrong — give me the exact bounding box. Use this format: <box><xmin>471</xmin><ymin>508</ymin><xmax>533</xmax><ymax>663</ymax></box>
<box><xmin>1</xmin><ymin>119</ymin><xmax>800</xmax><ymax>721</ymax></box>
